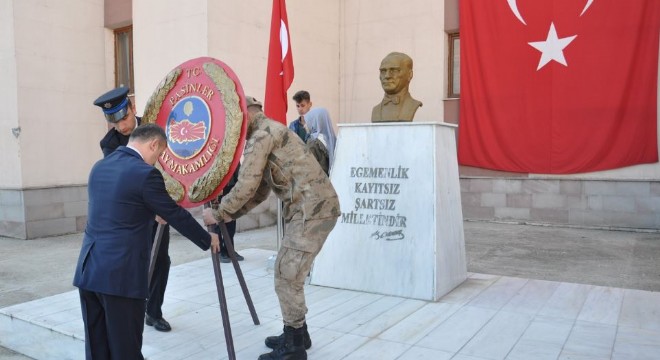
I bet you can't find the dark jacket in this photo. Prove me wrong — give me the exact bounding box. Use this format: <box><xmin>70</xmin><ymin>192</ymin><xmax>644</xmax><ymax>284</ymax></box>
<box><xmin>288</xmin><ymin>117</ymin><xmax>309</xmax><ymax>142</ymax></box>
<box><xmin>99</xmin><ymin>117</ymin><xmax>141</xmax><ymax>157</ymax></box>
<box><xmin>73</xmin><ymin>147</ymin><xmax>210</xmax><ymax>299</ymax></box>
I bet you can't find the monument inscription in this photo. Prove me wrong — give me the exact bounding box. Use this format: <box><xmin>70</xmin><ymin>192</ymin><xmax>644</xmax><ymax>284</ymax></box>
<box><xmin>341</xmin><ymin>165</ymin><xmax>410</xmax><ymax>241</ymax></box>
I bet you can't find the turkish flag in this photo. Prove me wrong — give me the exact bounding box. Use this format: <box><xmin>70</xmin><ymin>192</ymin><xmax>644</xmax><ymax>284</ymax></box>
<box><xmin>458</xmin><ymin>0</ymin><xmax>660</xmax><ymax>174</ymax></box>
<box><xmin>264</xmin><ymin>0</ymin><xmax>294</xmax><ymax>125</ymax></box>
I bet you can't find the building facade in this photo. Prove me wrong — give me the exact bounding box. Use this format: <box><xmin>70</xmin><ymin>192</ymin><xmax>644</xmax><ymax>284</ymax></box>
<box><xmin>0</xmin><ymin>0</ymin><xmax>658</xmax><ymax>239</ymax></box>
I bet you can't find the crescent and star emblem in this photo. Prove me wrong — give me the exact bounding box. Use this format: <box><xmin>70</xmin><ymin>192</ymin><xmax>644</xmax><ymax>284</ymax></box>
<box><xmin>506</xmin><ymin>0</ymin><xmax>596</xmax><ymax>71</ymax></box>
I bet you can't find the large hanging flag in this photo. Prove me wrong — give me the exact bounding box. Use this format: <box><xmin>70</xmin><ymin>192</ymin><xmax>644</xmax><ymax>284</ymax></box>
<box><xmin>458</xmin><ymin>0</ymin><xmax>660</xmax><ymax>174</ymax></box>
<box><xmin>264</xmin><ymin>0</ymin><xmax>294</xmax><ymax>125</ymax></box>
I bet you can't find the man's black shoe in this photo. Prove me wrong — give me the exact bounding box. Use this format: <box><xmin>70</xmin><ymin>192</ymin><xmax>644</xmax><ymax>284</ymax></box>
<box><xmin>145</xmin><ymin>314</ymin><xmax>171</xmax><ymax>332</ymax></box>
<box><xmin>220</xmin><ymin>252</ymin><xmax>244</xmax><ymax>262</ymax></box>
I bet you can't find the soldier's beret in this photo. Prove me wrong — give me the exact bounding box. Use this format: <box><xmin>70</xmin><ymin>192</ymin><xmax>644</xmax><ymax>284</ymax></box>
<box><xmin>93</xmin><ymin>86</ymin><xmax>130</xmax><ymax>123</ymax></box>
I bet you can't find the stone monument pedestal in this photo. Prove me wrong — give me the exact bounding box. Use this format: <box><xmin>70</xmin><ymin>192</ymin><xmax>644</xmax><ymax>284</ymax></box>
<box><xmin>310</xmin><ymin>122</ymin><xmax>466</xmax><ymax>301</ymax></box>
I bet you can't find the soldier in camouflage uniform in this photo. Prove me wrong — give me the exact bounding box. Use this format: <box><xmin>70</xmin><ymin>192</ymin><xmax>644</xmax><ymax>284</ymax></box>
<box><xmin>203</xmin><ymin>96</ymin><xmax>340</xmax><ymax>360</ymax></box>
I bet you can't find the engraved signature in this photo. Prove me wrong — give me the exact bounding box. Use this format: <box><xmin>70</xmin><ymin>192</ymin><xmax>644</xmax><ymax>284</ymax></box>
<box><xmin>370</xmin><ymin>229</ymin><xmax>405</xmax><ymax>241</ymax></box>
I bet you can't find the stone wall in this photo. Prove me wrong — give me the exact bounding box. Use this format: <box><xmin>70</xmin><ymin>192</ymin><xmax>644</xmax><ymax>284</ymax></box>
<box><xmin>2</xmin><ymin>179</ymin><xmax>658</xmax><ymax>240</ymax></box>
<box><xmin>0</xmin><ymin>186</ymin><xmax>279</xmax><ymax>240</ymax></box>
<box><xmin>461</xmin><ymin>178</ymin><xmax>660</xmax><ymax>230</ymax></box>
<box><xmin>0</xmin><ymin>186</ymin><xmax>88</xmax><ymax>239</ymax></box>
<box><xmin>235</xmin><ymin>193</ymin><xmax>279</xmax><ymax>232</ymax></box>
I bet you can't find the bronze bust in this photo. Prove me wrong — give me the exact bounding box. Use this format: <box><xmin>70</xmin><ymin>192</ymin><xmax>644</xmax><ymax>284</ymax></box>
<box><xmin>371</xmin><ymin>52</ymin><xmax>423</xmax><ymax>122</ymax></box>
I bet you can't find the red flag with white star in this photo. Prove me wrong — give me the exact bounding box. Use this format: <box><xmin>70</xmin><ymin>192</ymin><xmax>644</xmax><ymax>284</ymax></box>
<box><xmin>458</xmin><ymin>0</ymin><xmax>660</xmax><ymax>174</ymax></box>
<box><xmin>264</xmin><ymin>0</ymin><xmax>294</xmax><ymax>125</ymax></box>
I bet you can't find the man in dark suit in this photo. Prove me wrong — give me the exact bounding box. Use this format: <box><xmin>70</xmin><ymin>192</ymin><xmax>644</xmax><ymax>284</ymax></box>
<box><xmin>94</xmin><ymin>86</ymin><xmax>174</xmax><ymax>332</ymax></box>
<box><xmin>73</xmin><ymin>124</ymin><xmax>220</xmax><ymax>359</ymax></box>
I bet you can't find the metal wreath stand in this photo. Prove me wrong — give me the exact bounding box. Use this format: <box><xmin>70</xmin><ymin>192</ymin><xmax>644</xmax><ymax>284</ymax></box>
<box><xmin>148</xmin><ymin>211</ymin><xmax>260</xmax><ymax>360</ymax></box>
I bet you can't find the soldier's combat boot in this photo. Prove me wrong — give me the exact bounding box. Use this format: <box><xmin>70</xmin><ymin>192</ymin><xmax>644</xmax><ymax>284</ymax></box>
<box><xmin>265</xmin><ymin>322</ymin><xmax>311</xmax><ymax>350</ymax></box>
<box><xmin>258</xmin><ymin>325</ymin><xmax>307</xmax><ymax>360</ymax></box>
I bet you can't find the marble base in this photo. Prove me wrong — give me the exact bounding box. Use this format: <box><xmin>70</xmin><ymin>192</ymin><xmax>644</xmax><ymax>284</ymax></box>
<box><xmin>310</xmin><ymin>122</ymin><xmax>467</xmax><ymax>300</ymax></box>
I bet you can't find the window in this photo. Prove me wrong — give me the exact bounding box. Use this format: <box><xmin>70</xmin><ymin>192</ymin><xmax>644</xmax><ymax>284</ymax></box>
<box><xmin>448</xmin><ymin>32</ymin><xmax>460</xmax><ymax>98</ymax></box>
<box><xmin>114</xmin><ymin>26</ymin><xmax>134</xmax><ymax>93</ymax></box>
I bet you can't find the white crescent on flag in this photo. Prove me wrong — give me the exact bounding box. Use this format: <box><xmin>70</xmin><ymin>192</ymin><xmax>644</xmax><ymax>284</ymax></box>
<box><xmin>507</xmin><ymin>0</ymin><xmax>526</xmax><ymax>25</ymax></box>
<box><xmin>580</xmin><ymin>0</ymin><xmax>594</xmax><ymax>16</ymax></box>
<box><xmin>279</xmin><ymin>19</ymin><xmax>289</xmax><ymax>75</ymax></box>
<box><xmin>507</xmin><ymin>0</ymin><xmax>596</xmax><ymax>24</ymax></box>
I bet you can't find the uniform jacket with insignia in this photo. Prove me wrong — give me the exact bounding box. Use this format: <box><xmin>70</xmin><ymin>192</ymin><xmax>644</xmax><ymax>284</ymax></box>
<box><xmin>218</xmin><ymin>113</ymin><xmax>340</xmax><ymax>249</ymax></box>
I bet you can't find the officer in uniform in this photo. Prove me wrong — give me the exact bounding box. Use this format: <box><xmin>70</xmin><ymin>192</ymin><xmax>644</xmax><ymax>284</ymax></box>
<box><xmin>93</xmin><ymin>87</ymin><xmax>173</xmax><ymax>332</ymax></box>
<box><xmin>204</xmin><ymin>96</ymin><xmax>340</xmax><ymax>360</ymax></box>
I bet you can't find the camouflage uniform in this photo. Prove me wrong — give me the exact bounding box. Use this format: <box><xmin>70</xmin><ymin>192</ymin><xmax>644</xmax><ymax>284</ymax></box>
<box><xmin>214</xmin><ymin>111</ymin><xmax>340</xmax><ymax>328</ymax></box>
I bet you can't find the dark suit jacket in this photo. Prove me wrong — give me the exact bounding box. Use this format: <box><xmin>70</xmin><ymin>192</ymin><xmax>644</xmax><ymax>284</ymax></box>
<box><xmin>73</xmin><ymin>146</ymin><xmax>210</xmax><ymax>299</ymax></box>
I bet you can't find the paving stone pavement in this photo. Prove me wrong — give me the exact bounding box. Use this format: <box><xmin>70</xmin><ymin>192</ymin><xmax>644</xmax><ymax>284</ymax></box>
<box><xmin>1</xmin><ymin>221</ymin><xmax>658</xmax><ymax>359</ymax></box>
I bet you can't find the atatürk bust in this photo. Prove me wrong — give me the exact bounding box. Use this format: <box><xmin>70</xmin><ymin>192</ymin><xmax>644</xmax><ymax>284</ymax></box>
<box><xmin>371</xmin><ymin>52</ymin><xmax>423</xmax><ymax>123</ymax></box>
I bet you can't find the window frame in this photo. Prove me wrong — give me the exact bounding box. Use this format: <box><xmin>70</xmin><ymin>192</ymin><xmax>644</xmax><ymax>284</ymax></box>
<box><xmin>448</xmin><ymin>32</ymin><xmax>460</xmax><ymax>98</ymax></box>
<box><xmin>114</xmin><ymin>25</ymin><xmax>134</xmax><ymax>94</ymax></box>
